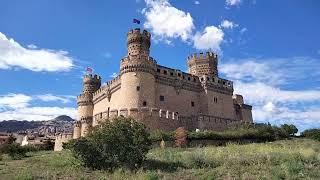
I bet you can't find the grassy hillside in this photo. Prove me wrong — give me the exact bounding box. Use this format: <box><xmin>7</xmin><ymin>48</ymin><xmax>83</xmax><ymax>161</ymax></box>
<box><xmin>0</xmin><ymin>138</ymin><xmax>319</xmax><ymax>179</ymax></box>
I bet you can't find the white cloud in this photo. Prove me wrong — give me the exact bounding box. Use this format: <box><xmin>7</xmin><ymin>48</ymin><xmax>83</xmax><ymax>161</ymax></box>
<box><xmin>240</xmin><ymin>27</ymin><xmax>247</xmax><ymax>34</ymax></box>
<box><xmin>143</xmin><ymin>0</ymin><xmax>194</xmax><ymax>41</ymax></box>
<box><xmin>220</xmin><ymin>61</ymin><xmax>284</xmax><ymax>85</ymax></box>
<box><xmin>193</xmin><ymin>26</ymin><xmax>224</xmax><ymax>51</ymax></box>
<box><xmin>194</xmin><ymin>1</ymin><xmax>200</xmax><ymax>5</ymax></box>
<box><xmin>220</xmin><ymin>20</ymin><xmax>237</xmax><ymax>29</ymax></box>
<box><xmin>221</xmin><ymin>57</ymin><xmax>320</xmax><ymax>131</ymax></box>
<box><xmin>0</xmin><ymin>93</ymin><xmax>76</xmax><ymax>121</ymax></box>
<box><xmin>109</xmin><ymin>72</ymin><xmax>118</xmax><ymax>78</ymax></box>
<box><xmin>226</xmin><ymin>0</ymin><xmax>241</xmax><ymax>6</ymax></box>
<box><xmin>0</xmin><ymin>94</ymin><xmax>32</xmax><ymax>109</ymax></box>
<box><xmin>234</xmin><ymin>81</ymin><xmax>320</xmax><ymax>105</ymax></box>
<box><xmin>0</xmin><ymin>107</ymin><xmax>76</xmax><ymax>121</ymax></box>
<box><xmin>35</xmin><ymin>94</ymin><xmax>75</xmax><ymax>104</ymax></box>
<box><xmin>27</xmin><ymin>44</ymin><xmax>37</xmax><ymax>49</ymax></box>
<box><xmin>0</xmin><ymin>32</ymin><xmax>74</xmax><ymax>72</ymax></box>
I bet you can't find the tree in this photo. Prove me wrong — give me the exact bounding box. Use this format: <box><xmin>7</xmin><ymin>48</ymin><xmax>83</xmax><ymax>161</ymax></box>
<box><xmin>66</xmin><ymin>116</ymin><xmax>151</xmax><ymax>170</ymax></box>
<box><xmin>301</xmin><ymin>129</ymin><xmax>320</xmax><ymax>141</ymax></box>
<box><xmin>281</xmin><ymin>124</ymin><xmax>298</xmax><ymax>136</ymax></box>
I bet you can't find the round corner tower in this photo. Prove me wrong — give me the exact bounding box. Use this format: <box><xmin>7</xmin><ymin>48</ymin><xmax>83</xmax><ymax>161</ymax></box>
<box><xmin>119</xmin><ymin>28</ymin><xmax>157</xmax><ymax>109</ymax></box>
<box><xmin>75</xmin><ymin>74</ymin><xmax>101</xmax><ymax>138</ymax></box>
<box><xmin>187</xmin><ymin>51</ymin><xmax>218</xmax><ymax>78</ymax></box>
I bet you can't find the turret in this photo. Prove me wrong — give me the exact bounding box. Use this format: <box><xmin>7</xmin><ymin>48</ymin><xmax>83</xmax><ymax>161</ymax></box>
<box><xmin>73</xmin><ymin>121</ymin><xmax>81</xmax><ymax>139</ymax></box>
<box><xmin>119</xmin><ymin>29</ymin><xmax>157</xmax><ymax>109</ymax></box>
<box><xmin>75</xmin><ymin>74</ymin><xmax>101</xmax><ymax>137</ymax></box>
<box><xmin>187</xmin><ymin>52</ymin><xmax>218</xmax><ymax>77</ymax></box>
<box><xmin>82</xmin><ymin>74</ymin><xmax>101</xmax><ymax>93</ymax></box>
<box><xmin>127</xmin><ymin>28</ymin><xmax>151</xmax><ymax>57</ymax></box>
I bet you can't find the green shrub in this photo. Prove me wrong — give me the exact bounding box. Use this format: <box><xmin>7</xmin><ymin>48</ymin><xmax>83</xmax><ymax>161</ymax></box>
<box><xmin>301</xmin><ymin>129</ymin><xmax>320</xmax><ymax>141</ymax></box>
<box><xmin>0</xmin><ymin>143</ymin><xmax>27</xmax><ymax>160</ymax></box>
<box><xmin>66</xmin><ymin>116</ymin><xmax>152</xmax><ymax>170</ymax></box>
<box><xmin>281</xmin><ymin>124</ymin><xmax>298</xmax><ymax>136</ymax></box>
<box><xmin>149</xmin><ymin>130</ymin><xmax>174</xmax><ymax>141</ymax></box>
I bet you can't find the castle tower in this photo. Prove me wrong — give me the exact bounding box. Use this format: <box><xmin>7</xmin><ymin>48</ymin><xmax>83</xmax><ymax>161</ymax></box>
<box><xmin>187</xmin><ymin>52</ymin><xmax>218</xmax><ymax>77</ymax></box>
<box><xmin>73</xmin><ymin>121</ymin><xmax>81</xmax><ymax>139</ymax></box>
<box><xmin>119</xmin><ymin>28</ymin><xmax>157</xmax><ymax>109</ymax></box>
<box><xmin>75</xmin><ymin>74</ymin><xmax>101</xmax><ymax>137</ymax></box>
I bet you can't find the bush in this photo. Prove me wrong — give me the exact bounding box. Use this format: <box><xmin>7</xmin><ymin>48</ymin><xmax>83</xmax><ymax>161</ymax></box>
<box><xmin>66</xmin><ymin>116</ymin><xmax>152</xmax><ymax>170</ymax></box>
<box><xmin>301</xmin><ymin>129</ymin><xmax>320</xmax><ymax>141</ymax></box>
<box><xmin>0</xmin><ymin>143</ymin><xmax>27</xmax><ymax>160</ymax></box>
<box><xmin>149</xmin><ymin>130</ymin><xmax>174</xmax><ymax>142</ymax></box>
<box><xmin>281</xmin><ymin>124</ymin><xmax>298</xmax><ymax>136</ymax></box>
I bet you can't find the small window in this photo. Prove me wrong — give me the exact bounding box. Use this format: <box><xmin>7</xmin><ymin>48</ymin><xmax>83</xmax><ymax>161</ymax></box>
<box><xmin>136</xmin><ymin>86</ymin><xmax>140</xmax><ymax>91</ymax></box>
<box><xmin>170</xmin><ymin>72</ymin><xmax>174</xmax><ymax>76</ymax></box>
<box><xmin>214</xmin><ymin>97</ymin><xmax>218</xmax><ymax>103</ymax></box>
<box><xmin>157</xmin><ymin>68</ymin><xmax>160</xmax><ymax>72</ymax></box>
<box><xmin>178</xmin><ymin>73</ymin><xmax>181</xmax><ymax>77</ymax></box>
<box><xmin>191</xmin><ymin>101</ymin><xmax>195</xmax><ymax>107</ymax></box>
<box><xmin>188</xmin><ymin>77</ymin><xmax>191</xmax><ymax>81</ymax></box>
<box><xmin>159</xmin><ymin>95</ymin><xmax>165</xmax><ymax>101</ymax></box>
<box><xmin>143</xmin><ymin>101</ymin><xmax>147</xmax><ymax>106</ymax></box>
<box><xmin>163</xmin><ymin>70</ymin><xmax>167</xmax><ymax>75</ymax></box>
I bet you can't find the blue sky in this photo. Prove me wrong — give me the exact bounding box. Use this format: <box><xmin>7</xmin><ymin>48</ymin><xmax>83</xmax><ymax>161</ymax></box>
<box><xmin>0</xmin><ymin>0</ymin><xmax>319</xmax><ymax>132</ymax></box>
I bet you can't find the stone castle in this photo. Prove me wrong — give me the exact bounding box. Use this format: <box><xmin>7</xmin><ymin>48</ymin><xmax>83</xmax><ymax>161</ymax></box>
<box><xmin>54</xmin><ymin>28</ymin><xmax>253</xmax><ymax>150</ymax></box>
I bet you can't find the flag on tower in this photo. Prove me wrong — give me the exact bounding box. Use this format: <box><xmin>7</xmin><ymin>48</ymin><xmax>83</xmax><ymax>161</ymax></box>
<box><xmin>133</xmin><ymin>18</ymin><xmax>140</xmax><ymax>24</ymax></box>
<box><xmin>86</xmin><ymin>67</ymin><xmax>93</xmax><ymax>74</ymax></box>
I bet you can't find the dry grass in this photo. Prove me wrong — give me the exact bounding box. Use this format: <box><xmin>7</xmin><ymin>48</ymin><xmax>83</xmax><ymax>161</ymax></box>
<box><xmin>0</xmin><ymin>138</ymin><xmax>319</xmax><ymax>180</ymax></box>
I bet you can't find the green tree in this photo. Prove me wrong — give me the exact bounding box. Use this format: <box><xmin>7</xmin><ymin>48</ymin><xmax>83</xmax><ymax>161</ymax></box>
<box><xmin>281</xmin><ymin>124</ymin><xmax>298</xmax><ymax>136</ymax></box>
<box><xmin>301</xmin><ymin>129</ymin><xmax>320</xmax><ymax>141</ymax></box>
<box><xmin>66</xmin><ymin>116</ymin><xmax>151</xmax><ymax>170</ymax></box>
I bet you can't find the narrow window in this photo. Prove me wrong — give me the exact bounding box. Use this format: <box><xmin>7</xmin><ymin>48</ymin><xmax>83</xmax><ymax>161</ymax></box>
<box><xmin>170</xmin><ymin>72</ymin><xmax>174</xmax><ymax>76</ymax></box>
<box><xmin>188</xmin><ymin>77</ymin><xmax>191</xmax><ymax>81</ymax></box>
<box><xmin>191</xmin><ymin>101</ymin><xmax>195</xmax><ymax>107</ymax></box>
<box><xmin>136</xmin><ymin>86</ymin><xmax>140</xmax><ymax>91</ymax></box>
<box><xmin>178</xmin><ymin>73</ymin><xmax>181</xmax><ymax>77</ymax></box>
<box><xmin>157</xmin><ymin>68</ymin><xmax>160</xmax><ymax>72</ymax></box>
<box><xmin>143</xmin><ymin>101</ymin><xmax>147</xmax><ymax>106</ymax></box>
<box><xmin>163</xmin><ymin>70</ymin><xmax>167</xmax><ymax>75</ymax></box>
<box><xmin>160</xmin><ymin>95</ymin><xmax>165</xmax><ymax>101</ymax></box>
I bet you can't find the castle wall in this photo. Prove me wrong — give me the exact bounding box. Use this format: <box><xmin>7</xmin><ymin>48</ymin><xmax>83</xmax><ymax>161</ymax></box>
<box><xmin>155</xmin><ymin>83</ymin><xmax>200</xmax><ymax>116</ymax></box>
<box><xmin>206</xmin><ymin>90</ymin><xmax>236</xmax><ymax>119</ymax></box>
<box><xmin>241</xmin><ymin>105</ymin><xmax>253</xmax><ymax>123</ymax></box>
<box><xmin>54</xmin><ymin>133</ymin><xmax>73</xmax><ymax>151</ymax></box>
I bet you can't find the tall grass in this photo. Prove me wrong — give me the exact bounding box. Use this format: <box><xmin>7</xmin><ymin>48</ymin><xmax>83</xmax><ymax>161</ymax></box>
<box><xmin>0</xmin><ymin>139</ymin><xmax>319</xmax><ymax>179</ymax></box>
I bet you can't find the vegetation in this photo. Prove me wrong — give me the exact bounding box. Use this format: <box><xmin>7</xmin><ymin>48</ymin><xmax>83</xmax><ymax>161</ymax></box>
<box><xmin>0</xmin><ymin>138</ymin><xmax>319</xmax><ymax>179</ymax></box>
<box><xmin>64</xmin><ymin>116</ymin><xmax>151</xmax><ymax>170</ymax></box>
<box><xmin>301</xmin><ymin>128</ymin><xmax>320</xmax><ymax>141</ymax></box>
<box><xmin>150</xmin><ymin>123</ymin><xmax>295</xmax><ymax>143</ymax></box>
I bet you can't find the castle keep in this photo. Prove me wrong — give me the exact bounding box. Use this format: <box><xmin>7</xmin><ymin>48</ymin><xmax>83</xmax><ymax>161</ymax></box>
<box><xmin>73</xmin><ymin>28</ymin><xmax>253</xmax><ymax>139</ymax></box>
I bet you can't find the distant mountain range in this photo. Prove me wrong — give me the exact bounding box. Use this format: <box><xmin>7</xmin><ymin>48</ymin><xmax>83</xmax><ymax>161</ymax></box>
<box><xmin>0</xmin><ymin>115</ymin><xmax>75</xmax><ymax>134</ymax></box>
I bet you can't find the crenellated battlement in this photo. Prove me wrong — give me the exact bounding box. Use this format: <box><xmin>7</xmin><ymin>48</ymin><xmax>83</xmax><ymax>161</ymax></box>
<box><xmin>187</xmin><ymin>51</ymin><xmax>218</xmax><ymax>61</ymax></box>
<box><xmin>74</xmin><ymin>120</ymin><xmax>81</xmax><ymax>127</ymax></box>
<box><xmin>83</xmin><ymin>74</ymin><xmax>101</xmax><ymax>84</ymax></box>
<box><xmin>54</xmin><ymin>133</ymin><xmax>73</xmax><ymax>151</ymax></box>
<box><xmin>77</xmin><ymin>93</ymin><xmax>93</xmax><ymax>106</ymax></box>
<box><xmin>127</xmin><ymin>28</ymin><xmax>151</xmax><ymax>39</ymax></box>
<box><xmin>127</xmin><ymin>28</ymin><xmax>151</xmax><ymax>57</ymax></box>
<box><xmin>94</xmin><ymin>107</ymin><xmax>179</xmax><ymax>122</ymax></box>
<box><xmin>187</xmin><ymin>51</ymin><xmax>219</xmax><ymax>77</ymax></box>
